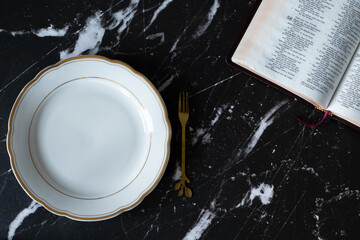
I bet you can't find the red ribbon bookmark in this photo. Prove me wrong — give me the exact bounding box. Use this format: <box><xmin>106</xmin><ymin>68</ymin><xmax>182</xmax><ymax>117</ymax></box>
<box><xmin>295</xmin><ymin>110</ymin><xmax>330</xmax><ymax>128</ymax></box>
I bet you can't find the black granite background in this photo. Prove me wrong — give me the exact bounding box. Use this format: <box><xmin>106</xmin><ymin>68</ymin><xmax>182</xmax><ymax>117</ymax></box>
<box><xmin>1</xmin><ymin>0</ymin><xmax>360</xmax><ymax>239</ymax></box>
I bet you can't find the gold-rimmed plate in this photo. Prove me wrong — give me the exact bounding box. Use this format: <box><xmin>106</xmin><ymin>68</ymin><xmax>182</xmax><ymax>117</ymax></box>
<box><xmin>7</xmin><ymin>56</ymin><xmax>171</xmax><ymax>221</ymax></box>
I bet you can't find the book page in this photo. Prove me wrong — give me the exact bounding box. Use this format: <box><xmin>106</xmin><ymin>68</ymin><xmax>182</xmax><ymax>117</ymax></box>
<box><xmin>231</xmin><ymin>0</ymin><xmax>360</xmax><ymax>108</ymax></box>
<box><xmin>328</xmin><ymin>51</ymin><xmax>360</xmax><ymax>127</ymax></box>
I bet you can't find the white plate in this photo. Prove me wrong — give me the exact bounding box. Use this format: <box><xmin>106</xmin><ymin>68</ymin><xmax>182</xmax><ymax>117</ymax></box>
<box><xmin>7</xmin><ymin>56</ymin><xmax>171</xmax><ymax>221</ymax></box>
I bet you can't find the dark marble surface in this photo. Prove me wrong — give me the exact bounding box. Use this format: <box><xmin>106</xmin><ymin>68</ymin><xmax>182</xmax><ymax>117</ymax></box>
<box><xmin>1</xmin><ymin>0</ymin><xmax>360</xmax><ymax>239</ymax></box>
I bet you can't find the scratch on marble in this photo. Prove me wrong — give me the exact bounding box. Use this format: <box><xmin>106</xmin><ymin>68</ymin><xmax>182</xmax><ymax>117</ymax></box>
<box><xmin>12</xmin><ymin>220</ymin><xmax>56</xmax><ymax>237</ymax></box>
<box><xmin>49</xmin><ymin>217</ymin><xmax>62</xmax><ymax>226</ymax></box>
<box><xmin>144</xmin><ymin>0</ymin><xmax>174</xmax><ymax>32</ymax></box>
<box><xmin>263</xmin><ymin>128</ymin><xmax>313</xmax><ymax>235</ymax></box>
<box><xmin>270</xmin><ymin>128</ymin><xmax>306</xmax><ymax>183</ymax></box>
<box><xmin>8</xmin><ymin>201</ymin><xmax>41</xmax><ymax>240</ymax></box>
<box><xmin>190</xmin><ymin>40</ymin><xmax>211</xmax><ymax>66</ymax></box>
<box><xmin>33</xmin><ymin>220</ymin><xmax>49</xmax><ymax>239</ymax></box>
<box><xmin>0</xmin><ymin>45</ymin><xmax>60</xmax><ymax>93</ymax></box>
<box><xmin>197</xmin><ymin>129</ymin><xmax>292</xmax><ymax>192</ymax></box>
<box><xmin>0</xmin><ymin>169</ymin><xmax>11</xmax><ymax>196</ymax></box>
<box><xmin>273</xmin><ymin>190</ymin><xmax>306</xmax><ymax>240</ymax></box>
<box><xmin>143</xmin><ymin>212</ymin><xmax>161</xmax><ymax>239</ymax></box>
<box><xmin>120</xmin><ymin>215</ymin><xmax>130</xmax><ymax>240</ymax></box>
<box><xmin>143</xmin><ymin>224</ymin><xmax>154</xmax><ymax>239</ymax></box>
<box><xmin>0</xmin><ymin>169</ymin><xmax>11</xmax><ymax>178</ymax></box>
<box><xmin>234</xmin><ymin>202</ymin><xmax>263</xmax><ymax>239</ymax></box>
<box><xmin>243</xmin><ymin>128</ymin><xmax>292</xmax><ymax>158</ymax></box>
<box><xmin>190</xmin><ymin>73</ymin><xmax>241</xmax><ymax>98</ymax></box>
<box><xmin>193</xmin><ymin>0</ymin><xmax>220</xmax><ymax>39</ymax></box>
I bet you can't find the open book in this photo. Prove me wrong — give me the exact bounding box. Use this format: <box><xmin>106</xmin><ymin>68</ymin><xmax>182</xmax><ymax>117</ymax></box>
<box><xmin>227</xmin><ymin>0</ymin><xmax>360</xmax><ymax>129</ymax></box>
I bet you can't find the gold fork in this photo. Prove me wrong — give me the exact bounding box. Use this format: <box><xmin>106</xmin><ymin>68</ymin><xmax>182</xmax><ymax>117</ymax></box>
<box><xmin>174</xmin><ymin>91</ymin><xmax>192</xmax><ymax>198</ymax></box>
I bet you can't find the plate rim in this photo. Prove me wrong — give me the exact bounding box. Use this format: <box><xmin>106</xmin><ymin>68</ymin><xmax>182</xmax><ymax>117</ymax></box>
<box><xmin>6</xmin><ymin>55</ymin><xmax>171</xmax><ymax>221</ymax></box>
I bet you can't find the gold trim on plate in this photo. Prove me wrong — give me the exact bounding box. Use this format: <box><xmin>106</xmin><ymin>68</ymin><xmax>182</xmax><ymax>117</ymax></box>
<box><xmin>7</xmin><ymin>55</ymin><xmax>171</xmax><ymax>221</ymax></box>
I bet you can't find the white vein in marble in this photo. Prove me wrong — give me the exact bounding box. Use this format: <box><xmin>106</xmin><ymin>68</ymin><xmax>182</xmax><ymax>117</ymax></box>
<box><xmin>146</xmin><ymin>32</ymin><xmax>165</xmax><ymax>43</ymax></box>
<box><xmin>193</xmin><ymin>0</ymin><xmax>220</xmax><ymax>39</ymax></box>
<box><xmin>241</xmin><ymin>100</ymin><xmax>288</xmax><ymax>158</ymax></box>
<box><xmin>236</xmin><ymin>183</ymin><xmax>274</xmax><ymax>207</ymax></box>
<box><xmin>172</xmin><ymin>162</ymin><xmax>182</xmax><ymax>181</ymax></box>
<box><xmin>8</xmin><ymin>201</ymin><xmax>41</xmax><ymax>240</ymax></box>
<box><xmin>144</xmin><ymin>0</ymin><xmax>174</xmax><ymax>32</ymax></box>
<box><xmin>158</xmin><ymin>74</ymin><xmax>175</xmax><ymax>92</ymax></box>
<box><xmin>328</xmin><ymin>188</ymin><xmax>360</xmax><ymax>202</ymax></box>
<box><xmin>169</xmin><ymin>38</ymin><xmax>180</xmax><ymax>53</ymax></box>
<box><xmin>183</xmin><ymin>200</ymin><xmax>217</xmax><ymax>240</ymax></box>
<box><xmin>202</xmin><ymin>133</ymin><xmax>212</xmax><ymax>144</ymax></box>
<box><xmin>60</xmin><ymin>12</ymin><xmax>105</xmax><ymax>60</ymax></box>
<box><xmin>10</xmin><ymin>31</ymin><xmax>27</xmax><ymax>36</ymax></box>
<box><xmin>190</xmin><ymin>104</ymin><xmax>231</xmax><ymax>145</ymax></box>
<box><xmin>211</xmin><ymin>104</ymin><xmax>229</xmax><ymax>125</ymax></box>
<box><xmin>191</xmin><ymin>128</ymin><xmax>206</xmax><ymax>146</ymax></box>
<box><xmin>191</xmin><ymin>129</ymin><xmax>212</xmax><ymax>145</ymax></box>
<box><xmin>110</xmin><ymin>0</ymin><xmax>139</xmax><ymax>36</ymax></box>
<box><xmin>0</xmin><ymin>25</ymin><xmax>69</xmax><ymax>38</ymax></box>
<box><xmin>301</xmin><ymin>167</ymin><xmax>319</xmax><ymax>176</ymax></box>
<box><xmin>313</xmin><ymin>214</ymin><xmax>323</xmax><ymax>240</ymax></box>
<box><xmin>60</xmin><ymin>0</ymin><xmax>140</xmax><ymax>60</ymax></box>
<box><xmin>35</xmin><ymin>25</ymin><xmax>69</xmax><ymax>37</ymax></box>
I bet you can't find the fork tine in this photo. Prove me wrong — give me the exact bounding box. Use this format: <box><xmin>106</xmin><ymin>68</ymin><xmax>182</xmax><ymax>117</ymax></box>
<box><xmin>178</xmin><ymin>92</ymin><xmax>182</xmax><ymax>112</ymax></box>
<box><xmin>186</xmin><ymin>91</ymin><xmax>189</xmax><ymax>113</ymax></box>
<box><xmin>181</xmin><ymin>91</ymin><xmax>185</xmax><ymax>112</ymax></box>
